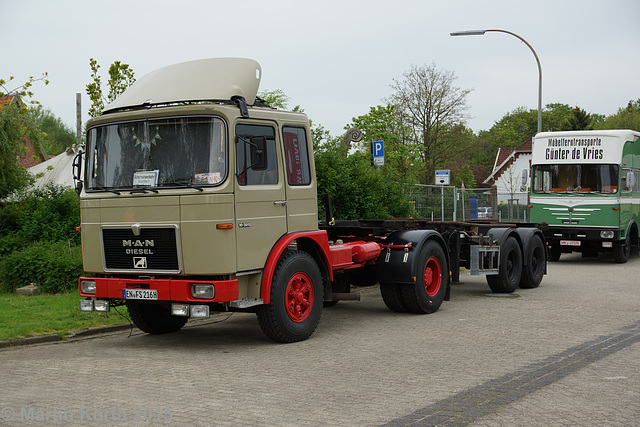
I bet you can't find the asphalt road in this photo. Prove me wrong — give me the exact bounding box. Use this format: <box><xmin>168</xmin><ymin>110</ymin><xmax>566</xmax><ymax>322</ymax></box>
<box><xmin>1</xmin><ymin>252</ymin><xmax>639</xmax><ymax>426</ymax></box>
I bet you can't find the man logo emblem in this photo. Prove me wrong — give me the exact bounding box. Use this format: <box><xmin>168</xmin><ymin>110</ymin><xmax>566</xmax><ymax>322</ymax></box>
<box><xmin>133</xmin><ymin>257</ymin><xmax>147</xmax><ymax>269</ymax></box>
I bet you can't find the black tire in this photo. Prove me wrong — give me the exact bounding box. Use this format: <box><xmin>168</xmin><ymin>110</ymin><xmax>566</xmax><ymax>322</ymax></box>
<box><xmin>126</xmin><ymin>301</ymin><xmax>188</xmax><ymax>334</ymax></box>
<box><xmin>400</xmin><ymin>240</ymin><xmax>448</xmax><ymax>314</ymax></box>
<box><xmin>549</xmin><ymin>244</ymin><xmax>561</xmax><ymax>262</ymax></box>
<box><xmin>380</xmin><ymin>282</ymin><xmax>409</xmax><ymax>313</ymax></box>
<box><xmin>256</xmin><ymin>251</ymin><xmax>324</xmax><ymax>343</ymax></box>
<box><xmin>613</xmin><ymin>241</ymin><xmax>630</xmax><ymax>263</ymax></box>
<box><xmin>487</xmin><ymin>236</ymin><xmax>522</xmax><ymax>293</ymax></box>
<box><xmin>519</xmin><ymin>235</ymin><xmax>546</xmax><ymax>289</ymax></box>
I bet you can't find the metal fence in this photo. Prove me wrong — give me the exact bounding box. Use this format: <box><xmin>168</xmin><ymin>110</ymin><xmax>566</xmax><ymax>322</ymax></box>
<box><xmin>404</xmin><ymin>184</ymin><xmax>530</xmax><ymax>222</ymax></box>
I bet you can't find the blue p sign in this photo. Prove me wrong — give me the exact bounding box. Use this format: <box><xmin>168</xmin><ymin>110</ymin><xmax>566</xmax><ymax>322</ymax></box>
<box><xmin>373</xmin><ymin>140</ymin><xmax>384</xmax><ymax>158</ymax></box>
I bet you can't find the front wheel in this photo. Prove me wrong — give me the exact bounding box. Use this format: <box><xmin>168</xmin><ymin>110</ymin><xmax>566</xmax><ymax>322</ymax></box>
<box><xmin>400</xmin><ymin>240</ymin><xmax>448</xmax><ymax>314</ymax></box>
<box><xmin>126</xmin><ymin>301</ymin><xmax>188</xmax><ymax>334</ymax></box>
<box><xmin>256</xmin><ymin>251</ymin><xmax>324</xmax><ymax>343</ymax></box>
<box><xmin>613</xmin><ymin>241</ymin><xmax>630</xmax><ymax>263</ymax></box>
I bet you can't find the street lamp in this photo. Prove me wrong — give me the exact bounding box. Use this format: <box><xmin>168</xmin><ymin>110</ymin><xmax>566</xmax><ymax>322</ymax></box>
<box><xmin>450</xmin><ymin>29</ymin><xmax>543</xmax><ymax>134</ymax></box>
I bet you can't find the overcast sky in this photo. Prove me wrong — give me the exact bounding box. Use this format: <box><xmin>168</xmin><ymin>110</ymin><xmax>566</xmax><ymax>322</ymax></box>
<box><xmin>2</xmin><ymin>0</ymin><xmax>639</xmax><ymax>138</ymax></box>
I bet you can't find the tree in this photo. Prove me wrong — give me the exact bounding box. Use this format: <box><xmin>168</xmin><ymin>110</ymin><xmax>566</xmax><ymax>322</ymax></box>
<box><xmin>258</xmin><ymin>89</ymin><xmax>290</xmax><ymax>109</ymax></box>
<box><xmin>563</xmin><ymin>106</ymin><xmax>593</xmax><ymax>130</ymax></box>
<box><xmin>0</xmin><ymin>74</ymin><xmax>49</xmax><ymax>197</ymax></box>
<box><xmin>314</xmin><ymin>136</ymin><xmax>414</xmax><ymax>220</ymax></box>
<box><xmin>387</xmin><ymin>63</ymin><xmax>472</xmax><ymax>184</ymax></box>
<box><xmin>31</xmin><ymin>107</ymin><xmax>75</xmax><ymax>156</ymax></box>
<box><xmin>596</xmin><ymin>99</ymin><xmax>640</xmax><ymax>131</ymax></box>
<box><xmin>348</xmin><ymin>104</ymin><xmax>422</xmax><ymax>183</ymax></box>
<box><xmin>86</xmin><ymin>58</ymin><xmax>136</xmax><ymax>118</ymax></box>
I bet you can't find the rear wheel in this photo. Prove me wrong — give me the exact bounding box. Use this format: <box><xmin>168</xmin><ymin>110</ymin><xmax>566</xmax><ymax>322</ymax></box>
<box><xmin>487</xmin><ymin>236</ymin><xmax>522</xmax><ymax>293</ymax></box>
<box><xmin>519</xmin><ymin>235</ymin><xmax>546</xmax><ymax>289</ymax></box>
<box><xmin>400</xmin><ymin>240</ymin><xmax>448</xmax><ymax>314</ymax></box>
<box><xmin>256</xmin><ymin>251</ymin><xmax>323</xmax><ymax>343</ymax></box>
<box><xmin>126</xmin><ymin>302</ymin><xmax>188</xmax><ymax>334</ymax></box>
<box><xmin>380</xmin><ymin>283</ymin><xmax>409</xmax><ymax>313</ymax></box>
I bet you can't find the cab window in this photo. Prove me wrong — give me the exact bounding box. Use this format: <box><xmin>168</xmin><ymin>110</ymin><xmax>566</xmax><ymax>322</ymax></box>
<box><xmin>236</xmin><ymin>124</ymin><xmax>278</xmax><ymax>185</ymax></box>
<box><xmin>282</xmin><ymin>126</ymin><xmax>311</xmax><ymax>186</ymax></box>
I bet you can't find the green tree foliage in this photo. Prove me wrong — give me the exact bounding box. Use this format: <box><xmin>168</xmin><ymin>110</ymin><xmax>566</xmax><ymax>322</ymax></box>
<box><xmin>86</xmin><ymin>58</ymin><xmax>136</xmax><ymax>118</ymax></box>
<box><xmin>0</xmin><ymin>74</ymin><xmax>49</xmax><ymax>197</ymax></box>
<box><xmin>473</xmin><ymin>103</ymin><xmax>580</xmax><ymax>170</ymax></box>
<box><xmin>314</xmin><ymin>136</ymin><xmax>414</xmax><ymax>220</ymax></box>
<box><xmin>0</xmin><ymin>184</ymin><xmax>82</xmax><ymax>293</ymax></box>
<box><xmin>31</xmin><ymin>107</ymin><xmax>76</xmax><ymax>156</ymax></box>
<box><xmin>387</xmin><ymin>63</ymin><xmax>472</xmax><ymax>184</ymax></box>
<box><xmin>563</xmin><ymin>106</ymin><xmax>593</xmax><ymax>130</ymax></box>
<box><xmin>0</xmin><ymin>183</ymin><xmax>80</xmax><ymax>256</ymax></box>
<box><xmin>595</xmin><ymin>99</ymin><xmax>640</xmax><ymax>131</ymax></box>
<box><xmin>349</xmin><ymin>104</ymin><xmax>423</xmax><ymax>183</ymax></box>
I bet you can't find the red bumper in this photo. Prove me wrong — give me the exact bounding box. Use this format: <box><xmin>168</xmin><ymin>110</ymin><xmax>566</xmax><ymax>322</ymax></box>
<box><xmin>78</xmin><ymin>276</ymin><xmax>239</xmax><ymax>303</ymax></box>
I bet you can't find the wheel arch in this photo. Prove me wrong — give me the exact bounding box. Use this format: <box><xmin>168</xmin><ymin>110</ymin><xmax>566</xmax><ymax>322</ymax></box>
<box><xmin>260</xmin><ymin>230</ymin><xmax>332</xmax><ymax>304</ymax></box>
<box><xmin>376</xmin><ymin>229</ymin><xmax>450</xmax><ymax>285</ymax></box>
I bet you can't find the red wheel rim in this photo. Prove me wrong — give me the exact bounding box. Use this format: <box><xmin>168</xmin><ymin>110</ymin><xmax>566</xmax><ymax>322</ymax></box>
<box><xmin>423</xmin><ymin>256</ymin><xmax>442</xmax><ymax>297</ymax></box>
<box><xmin>285</xmin><ymin>272</ymin><xmax>314</xmax><ymax>322</ymax></box>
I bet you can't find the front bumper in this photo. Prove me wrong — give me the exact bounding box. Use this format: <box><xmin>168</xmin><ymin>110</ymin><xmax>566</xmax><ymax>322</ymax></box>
<box><xmin>78</xmin><ymin>276</ymin><xmax>239</xmax><ymax>302</ymax></box>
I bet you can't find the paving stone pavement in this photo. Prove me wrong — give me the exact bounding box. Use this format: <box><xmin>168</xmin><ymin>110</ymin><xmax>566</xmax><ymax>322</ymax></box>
<box><xmin>0</xmin><ymin>252</ymin><xmax>638</xmax><ymax>426</ymax></box>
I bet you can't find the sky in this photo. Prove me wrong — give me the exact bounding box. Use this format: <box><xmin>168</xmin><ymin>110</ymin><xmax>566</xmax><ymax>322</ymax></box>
<box><xmin>1</xmin><ymin>0</ymin><xmax>639</xmax><ymax>139</ymax></box>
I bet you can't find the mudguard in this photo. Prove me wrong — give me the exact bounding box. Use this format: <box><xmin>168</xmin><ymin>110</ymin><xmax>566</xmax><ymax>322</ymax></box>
<box><xmin>376</xmin><ymin>229</ymin><xmax>449</xmax><ymax>284</ymax></box>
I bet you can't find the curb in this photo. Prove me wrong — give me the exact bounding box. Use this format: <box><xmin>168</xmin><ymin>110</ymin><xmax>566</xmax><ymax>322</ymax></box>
<box><xmin>0</xmin><ymin>323</ymin><xmax>132</xmax><ymax>349</ymax></box>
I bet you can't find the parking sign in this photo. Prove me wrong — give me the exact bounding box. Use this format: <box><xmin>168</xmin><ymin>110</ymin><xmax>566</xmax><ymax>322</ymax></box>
<box><xmin>373</xmin><ymin>140</ymin><xmax>384</xmax><ymax>166</ymax></box>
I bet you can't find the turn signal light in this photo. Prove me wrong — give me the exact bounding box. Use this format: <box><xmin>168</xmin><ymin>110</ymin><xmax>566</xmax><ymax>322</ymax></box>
<box><xmin>216</xmin><ymin>223</ymin><xmax>234</xmax><ymax>229</ymax></box>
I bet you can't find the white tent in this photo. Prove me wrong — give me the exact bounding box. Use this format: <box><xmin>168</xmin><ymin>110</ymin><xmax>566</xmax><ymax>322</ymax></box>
<box><xmin>28</xmin><ymin>147</ymin><xmax>80</xmax><ymax>189</ymax></box>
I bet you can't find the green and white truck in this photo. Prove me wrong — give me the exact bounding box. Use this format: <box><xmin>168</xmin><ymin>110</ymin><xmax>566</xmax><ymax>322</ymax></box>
<box><xmin>530</xmin><ymin>129</ymin><xmax>640</xmax><ymax>262</ymax></box>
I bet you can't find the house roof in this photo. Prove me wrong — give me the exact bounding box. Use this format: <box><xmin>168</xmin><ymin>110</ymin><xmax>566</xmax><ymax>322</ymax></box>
<box><xmin>484</xmin><ymin>137</ymin><xmax>532</xmax><ymax>184</ymax></box>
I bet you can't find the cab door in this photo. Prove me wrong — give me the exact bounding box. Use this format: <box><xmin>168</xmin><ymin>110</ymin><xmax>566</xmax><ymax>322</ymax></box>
<box><xmin>234</xmin><ymin>123</ymin><xmax>287</xmax><ymax>272</ymax></box>
<box><xmin>282</xmin><ymin>125</ymin><xmax>317</xmax><ymax>232</ymax></box>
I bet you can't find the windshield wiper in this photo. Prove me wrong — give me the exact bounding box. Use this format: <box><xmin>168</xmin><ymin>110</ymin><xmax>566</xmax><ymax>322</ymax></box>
<box><xmin>161</xmin><ymin>181</ymin><xmax>205</xmax><ymax>192</ymax></box>
<box><xmin>129</xmin><ymin>187</ymin><xmax>159</xmax><ymax>194</ymax></box>
<box><xmin>93</xmin><ymin>186</ymin><xmax>121</xmax><ymax>195</ymax></box>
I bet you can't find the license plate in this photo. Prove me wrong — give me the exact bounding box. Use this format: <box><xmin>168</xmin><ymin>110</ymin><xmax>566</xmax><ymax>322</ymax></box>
<box><xmin>560</xmin><ymin>240</ymin><xmax>581</xmax><ymax>247</ymax></box>
<box><xmin>123</xmin><ymin>289</ymin><xmax>158</xmax><ymax>300</ymax></box>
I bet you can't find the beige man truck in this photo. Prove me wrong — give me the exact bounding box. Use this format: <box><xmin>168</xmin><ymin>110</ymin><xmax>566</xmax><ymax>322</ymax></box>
<box><xmin>77</xmin><ymin>58</ymin><xmax>546</xmax><ymax>342</ymax></box>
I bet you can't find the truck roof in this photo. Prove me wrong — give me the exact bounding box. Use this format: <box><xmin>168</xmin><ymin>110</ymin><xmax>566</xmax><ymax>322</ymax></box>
<box><xmin>535</xmin><ymin>129</ymin><xmax>640</xmax><ymax>141</ymax></box>
<box><xmin>103</xmin><ymin>58</ymin><xmax>262</xmax><ymax>114</ymax></box>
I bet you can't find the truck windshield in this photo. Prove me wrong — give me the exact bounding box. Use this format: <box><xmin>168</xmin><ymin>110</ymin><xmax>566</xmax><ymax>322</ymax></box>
<box><xmin>532</xmin><ymin>164</ymin><xmax>619</xmax><ymax>194</ymax></box>
<box><xmin>86</xmin><ymin>117</ymin><xmax>227</xmax><ymax>190</ymax></box>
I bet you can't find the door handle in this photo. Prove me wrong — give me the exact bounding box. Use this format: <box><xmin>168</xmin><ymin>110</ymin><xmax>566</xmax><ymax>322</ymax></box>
<box><xmin>273</xmin><ymin>200</ymin><xmax>287</xmax><ymax>206</ymax></box>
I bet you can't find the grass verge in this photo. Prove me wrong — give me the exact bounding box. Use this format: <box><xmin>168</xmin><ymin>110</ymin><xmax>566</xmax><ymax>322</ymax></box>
<box><xmin>0</xmin><ymin>290</ymin><xmax>129</xmax><ymax>341</ymax></box>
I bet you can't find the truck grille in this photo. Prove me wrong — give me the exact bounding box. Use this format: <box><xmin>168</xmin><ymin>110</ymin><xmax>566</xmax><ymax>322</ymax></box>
<box><xmin>102</xmin><ymin>227</ymin><xmax>180</xmax><ymax>272</ymax></box>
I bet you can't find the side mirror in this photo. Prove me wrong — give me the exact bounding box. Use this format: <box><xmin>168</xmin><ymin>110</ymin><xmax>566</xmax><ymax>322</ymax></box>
<box><xmin>249</xmin><ymin>136</ymin><xmax>268</xmax><ymax>171</ymax></box>
<box><xmin>627</xmin><ymin>171</ymin><xmax>635</xmax><ymax>191</ymax></box>
<box><xmin>72</xmin><ymin>150</ymin><xmax>84</xmax><ymax>195</ymax></box>
<box><xmin>521</xmin><ymin>169</ymin><xmax>528</xmax><ymax>186</ymax></box>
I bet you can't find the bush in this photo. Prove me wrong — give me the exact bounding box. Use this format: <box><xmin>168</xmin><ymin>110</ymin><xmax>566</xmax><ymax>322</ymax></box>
<box><xmin>0</xmin><ymin>241</ymin><xmax>83</xmax><ymax>293</ymax></box>
<box><xmin>0</xmin><ymin>183</ymin><xmax>80</xmax><ymax>256</ymax></box>
<box><xmin>315</xmin><ymin>139</ymin><xmax>414</xmax><ymax>220</ymax></box>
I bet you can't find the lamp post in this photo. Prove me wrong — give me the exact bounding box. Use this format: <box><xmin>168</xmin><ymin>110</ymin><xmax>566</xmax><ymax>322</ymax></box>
<box><xmin>450</xmin><ymin>29</ymin><xmax>542</xmax><ymax>134</ymax></box>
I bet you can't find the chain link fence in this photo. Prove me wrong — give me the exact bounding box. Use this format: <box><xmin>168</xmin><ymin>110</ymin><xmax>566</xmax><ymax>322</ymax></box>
<box><xmin>404</xmin><ymin>184</ymin><xmax>530</xmax><ymax>222</ymax></box>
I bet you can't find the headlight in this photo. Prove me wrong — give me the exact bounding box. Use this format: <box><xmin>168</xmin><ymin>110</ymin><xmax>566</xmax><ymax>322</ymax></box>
<box><xmin>93</xmin><ymin>300</ymin><xmax>110</xmax><ymax>312</ymax></box>
<box><xmin>600</xmin><ymin>231</ymin><xmax>615</xmax><ymax>239</ymax></box>
<box><xmin>171</xmin><ymin>303</ymin><xmax>190</xmax><ymax>317</ymax></box>
<box><xmin>191</xmin><ymin>284</ymin><xmax>215</xmax><ymax>299</ymax></box>
<box><xmin>80</xmin><ymin>280</ymin><xmax>97</xmax><ymax>294</ymax></box>
<box><xmin>79</xmin><ymin>299</ymin><xmax>94</xmax><ymax>312</ymax></box>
